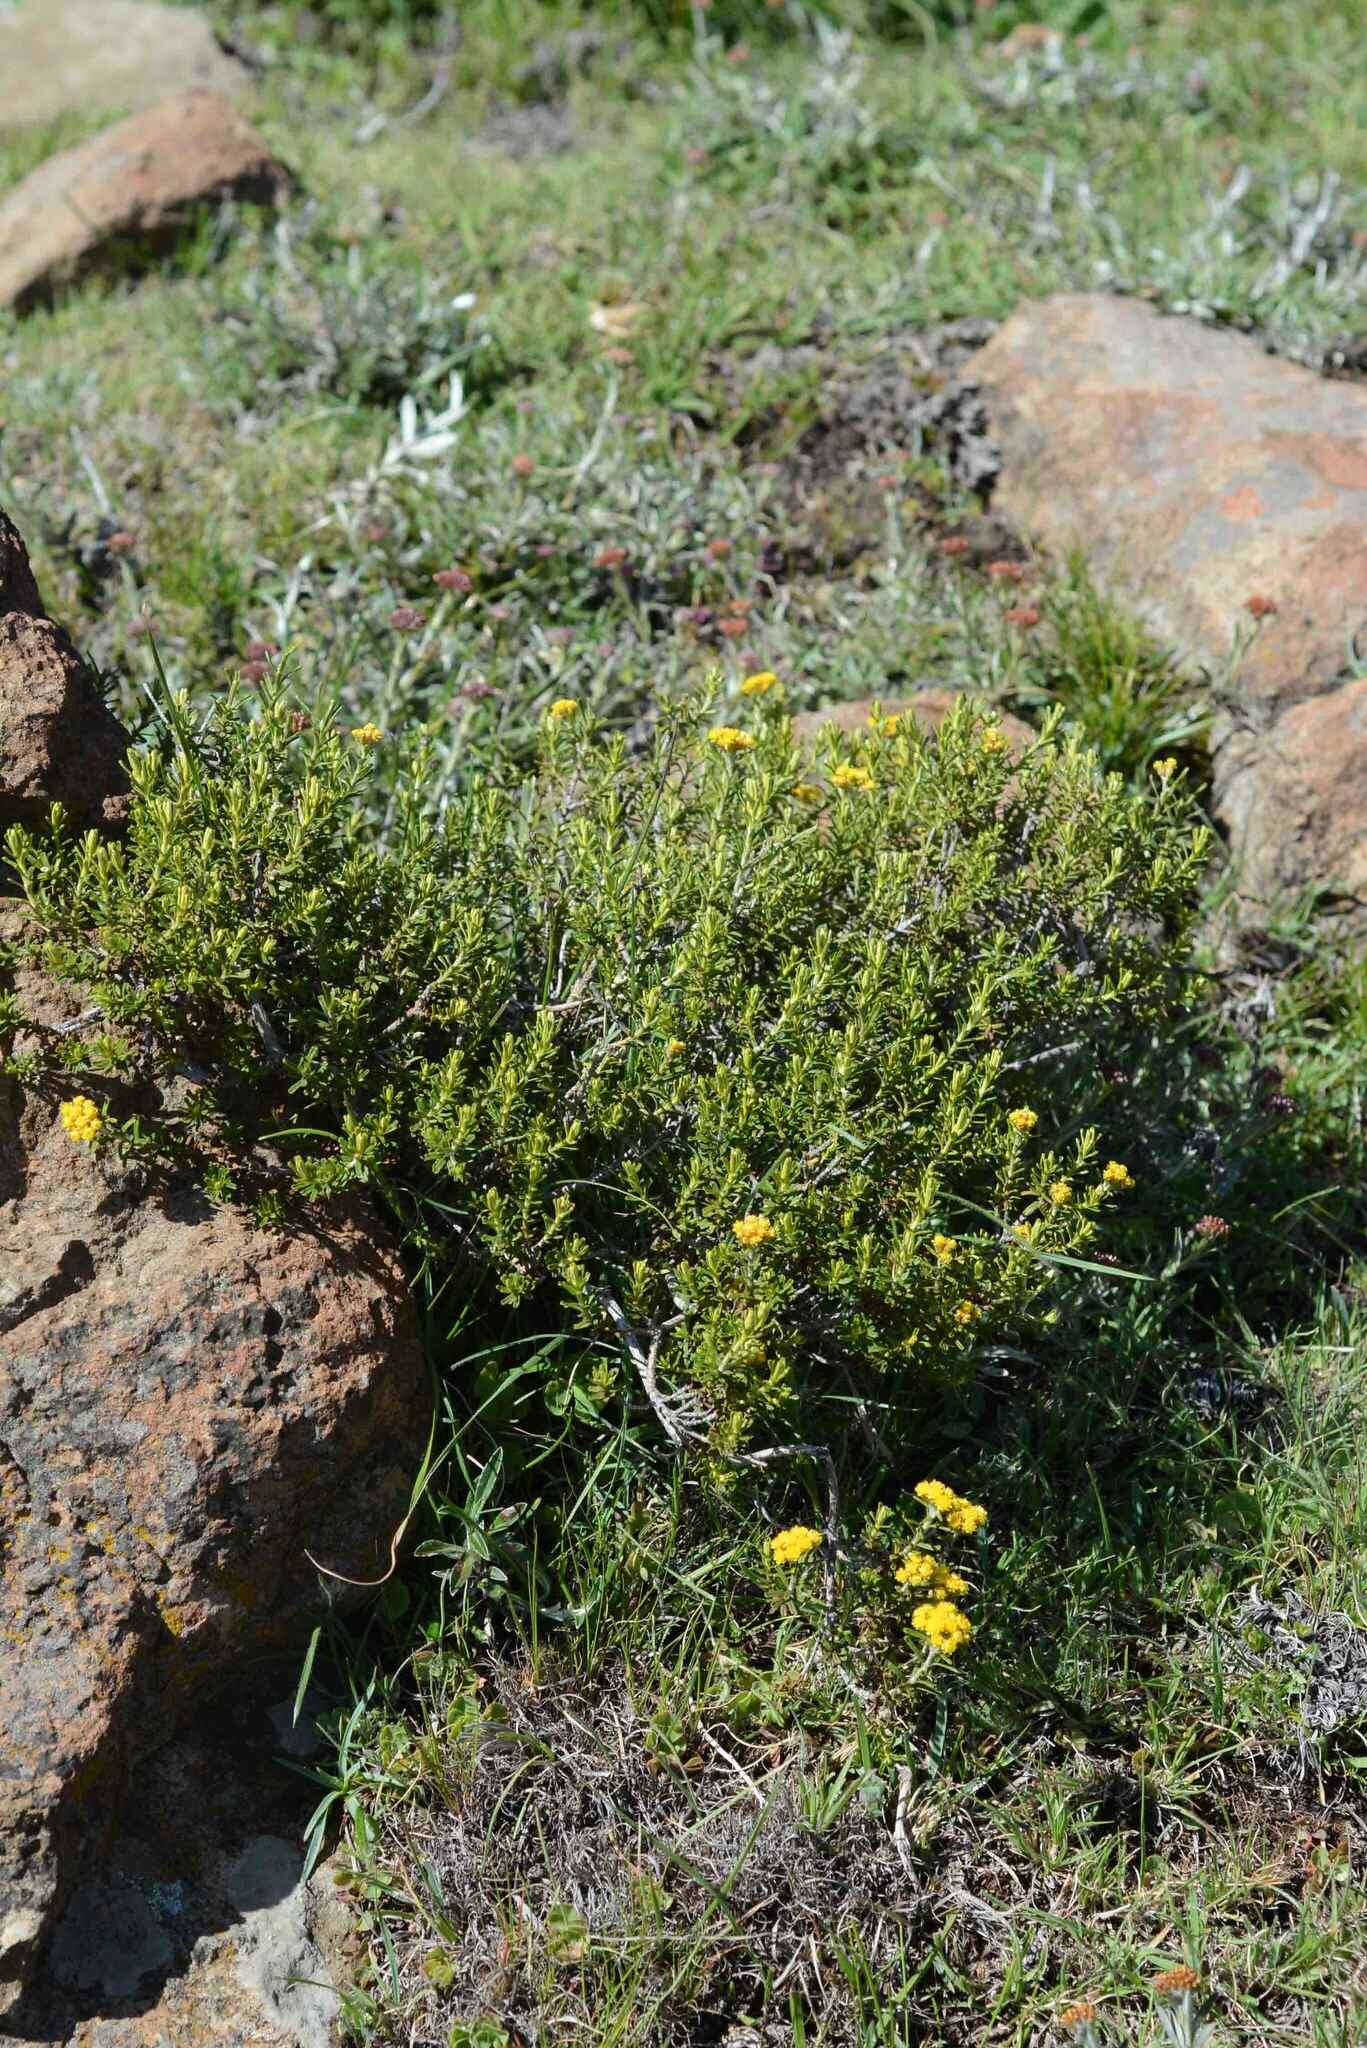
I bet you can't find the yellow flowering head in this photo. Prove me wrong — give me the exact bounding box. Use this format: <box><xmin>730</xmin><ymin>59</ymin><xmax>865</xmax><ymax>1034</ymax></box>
<box><xmin>911</xmin><ymin>1598</ymin><xmax>973</xmax><ymax>1654</ymax></box>
<box><xmin>1007</xmin><ymin>1107</ymin><xmax>1038</xmax><ymax>1134</ymax></box>
<box><xmin>1049</xmin><ymin>1180</ymin><xmax>1073</xmax><ymax>1206</ymax></box>
<box><xmin>770</xmin><ymin>1524</ymin><xmax>822</xmax><ymax>1566</ymax></box>
<box><xmin>739</xmin><ymin>670</ymin><xmax>779</xmax><ymax>696</ymax></box>
<box><xmin>1011</xmin><ymin>1220</ymin><xmax>1037</xmax><ymax>1243</ymax></box>
<box><xmin>665</xmin><ymin>1038</ymin><xmax>686</xmax><ymax>1057</ymax></box>
<box><xmin>930</xmin><ymin>1232</ymin><xmax>957</xmax><ymax>1266</ymax></box>
<box><xmin>898</xmin><ymin>1552</ymin><xmax>969</xmax><ymax>1596</ymax></box>
<box><xmin>732</xmin><ymin>1213</ymin><xmax>775</xmax><ymax>1248</ymax></box>
<box><xmin>350</xmin><ymin>723</ymin><xmax>384</xmax><ymax>746</ymax></box>
<box><xmin>1153</xmin><ymin>756</ymin><xmax>1178</xmax><ymax>779</ymax></box>
<box><xmin>58</xmin><ymin>1095</ymin><xmax>103</xmax><ymax>1146</ymax></box>
<box><xmin>1102</xmin><ymin>1160</ymin><xmax>1135</xmax><ymax>1188</ymax></box>
<box><xmin>867</xmin><ymin>710</ymin><xmax>901</xmax><ymax>736</ymax></box>
<box><xmin>954</xmin><ymin>1300</ymin><xmax>981</xmax><ymax>1327</ymax></box>
<box><xmin>831</xmin><ymin>762</ymin><xmax>876</xmax><ymax>792</ymax></box>
<box><xmin>980</xmin><ymin>726</ymin><xmax>1009</xmax><ymax>755</ymax></box>
<box><xmin>914</xmin><ymin>1479</ymin><xmax>957</xmax><ymax>1516</ymax></box>
<box><xmin>791</xmin><ymin>783</ymin><xmax>825</xmax><ymax>804</ymax></box>
<box><xmin>709</xmin><ymin>726</ymin><xmax>756</xmax><ymax>753</ymax></box>
<box><xmin>547</xmin><ymin>697</ymin><xmax>579</xmax><ymax>722</ymax></box>
<box><xmin>915</xmin><ymin>1479</ymin><xmax>987</xmax><ymax>1536</ymax></box>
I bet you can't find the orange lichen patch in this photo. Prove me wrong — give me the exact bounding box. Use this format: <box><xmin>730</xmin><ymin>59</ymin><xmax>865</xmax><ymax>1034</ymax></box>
<box><xmin>1219</xmin><ymin>483</ymin><xmax>1265</xmax><ymax>522</ymax></box>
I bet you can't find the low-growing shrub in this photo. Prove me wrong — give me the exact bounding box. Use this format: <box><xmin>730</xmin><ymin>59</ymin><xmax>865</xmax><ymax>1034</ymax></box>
<box><xmin>204</xmin><ymin>231</ymin><xmax>505</xmax><ymax>416</ymax></box>
<box><xmin>4</xmin><ymin>678</ymin><xmax>1205</xmax><ymax>1533</ymax></box>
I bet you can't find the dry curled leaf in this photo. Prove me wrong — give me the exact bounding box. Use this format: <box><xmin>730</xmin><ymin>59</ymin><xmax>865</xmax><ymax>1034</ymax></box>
<box><xmin>589</xmin><ymin>300</ymin><xmax>644</xmax><ymax>338</ymax></box>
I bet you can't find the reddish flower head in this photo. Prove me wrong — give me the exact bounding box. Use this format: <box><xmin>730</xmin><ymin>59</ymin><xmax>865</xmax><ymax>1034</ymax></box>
<box><xmin>1004</xmin><ymin>605</ymin><xmax>1041</xmax><ymax>628</ymax></box>
<box><xmin>987</xmin><ymin>559</ymin><xmax>1027</xmax><ymax>582</ymax></box>
<box><xmin>1194</xmin><ymin>1214</ymin><xmax>1231</xmax><ymax>1240</ymax></box>
<box><xmin>1245</xmin><ymin>592</ymin><xmax>1278</xmax><ymax>618</ymax></box>
<box><xmin>511</xmin><ymin>453</ymin><xmax>535</xmax><ymax>478</ymax></box>
<box><xmin>594</xmin><ymin>546</ymin><xmax>629</xmax><ymax>570</ymax></box>
<box><xmin>940</xmin><ymin>535</ymin><xmax>970</xmax><ymax>558</ymax></box>
<box><xmin>434</xmin><ymin>567</ymin><xmax>473</xmax><ymax>593</ymax></box>
<box><xmin>389</xmin><ymin>606</ymin><xmax>425</xmax><ymax>633</ymax></box>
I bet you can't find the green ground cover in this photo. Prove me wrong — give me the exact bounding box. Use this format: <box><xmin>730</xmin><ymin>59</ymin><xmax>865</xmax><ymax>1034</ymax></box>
<box><xmin>4</xmin><ymin>1</ymin><xmax>1367</xmax><ymax>2039</ymax></box>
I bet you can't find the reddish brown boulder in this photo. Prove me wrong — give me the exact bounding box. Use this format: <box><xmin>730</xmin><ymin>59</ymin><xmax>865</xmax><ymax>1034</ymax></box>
<box><xmin>964</xmin><ymin>295</ymin><xmax>1367</xmax><ymax>918</ymax></box>
<box><xmin>0</xmin><ymin>923</ymin><xmax>429</xmax><ymax>2001</ymax></box>
<box><xmin>0</xmin><ymin>92</ymin><xmax>290</xmax><ymax>313</ymax></box>
<box><xmin>1217</xmin><ymin>677</ymin><xmax>1367</xmax><ymax>913</ymax></box>
<box><xmin>0</xmin><ymin>508</ymin><xmax>131</xmax><ymax>836</ymax></box>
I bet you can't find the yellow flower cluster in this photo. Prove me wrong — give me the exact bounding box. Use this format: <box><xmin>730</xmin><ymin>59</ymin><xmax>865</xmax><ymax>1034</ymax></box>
<box><xmin>1102</xmin><ymin>1160</ymin><xmax>1134</xmax><ymax>1188</ymax></box>
<box><xmin>733</xmin><ymin>1213</ymin><xmax>775</xmax><ymax>1247</ymax></box>
<box><xmin>931</xmin><ymin>1232</ymin><xmax>957</xmax><ymax>1265</ymax></box>
<box><xmin>867</xmin><ymin>711</ymin><xmax>900</xmax><ymax>736</ymax></box>
<box><xmin>980</xmin><ymin>727</ymin><xmax>1009</xmax><ymax>755</ymax></box>
<box><xmin>547</xmin><ymin>697</ymin><xmax>579</xmax><ymax>721</ymax></box>
<box><xmin>665</xmin><ymin>1038</ymin><xmax>686</xmax><ymax>1057</ymax></box>
<box><xmin>915</xmin><ymin>1478</ymin><xmax>988</xmax><ymax>1535</ymax></box>
<box><xmin>350</xmin><ymin>723</ymin><xmax>384</xmax><ymax>746</ymax></box>
<box><xmin>1153</xmin><ymin>757</ymin><xmax>1178</xmax><ymax>779</ymax></box>
<box><xmin>709</xmin><ymin>726</ymin><xmax>756</xmax><ymax>753</ymax></box>
<box><xmin>911</xmin><ymin>1598</ymin><xmax>973</xmax><ymax>1654</ymax></box>
<box><xmin>58</xmin><ymin>1095</ymin><xmax>103</xmax><ymax>1145</ymax></box>
<box><xmin>740</xmin><ymin>670</ymin><xmax>779</xmax><ymax>696</ymax></box>
<box><xmin>1007</xmin><ymin>1106</ymin><xmax>1038</xmax><ymax>1133</ymax></box>
<box><xmin>791</xmin><ymin>782</ymin><xmax>825</xmax><ymax>804</ymax></box>
<box><xmin>954</xmin><ymin>1300</ymin><xmax>981</xmax><ymax>1326</ymax></box>
<box><xmin>831</xmin><ymin>762</ymin><xmax>875</xmax><ymax>792</ymax></box>
<box><xmin>895</xmin><ymin>1550</ymin><xmax>968</xmax><ymax>1596</ymax></box>
<box><xmin>1049</xmin><ymin>1180</ymin><xmax>1073</xmax><ymax>1206</ymax></box>
<box><xmin>770</xmin><ymin>1524</ymin><xmax>822</xmax><ymax>1566</ymax></box>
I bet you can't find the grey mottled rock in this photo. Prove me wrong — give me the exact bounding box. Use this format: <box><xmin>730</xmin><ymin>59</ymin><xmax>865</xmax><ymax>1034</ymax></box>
<box><xmin>0</xmin><ymin>1</ymin><xmax>249</xmax><ymax>131</ymax></box>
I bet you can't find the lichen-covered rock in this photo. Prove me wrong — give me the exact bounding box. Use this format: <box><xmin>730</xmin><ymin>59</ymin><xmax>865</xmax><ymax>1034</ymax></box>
<box><xmin>1217</xmin><ymin>676</ymin><xmax>1367</xmax><ymax>916</ymax></box>
<box><xmin>0</xmin><ymin>92</ymin><xmax>290</xmax><ymax>313</ymax></box>
<box><xmin>0</xmin><ymin>0</ymin><xmax>250</xmax><ymax>132</ymax></box>
<box><xmin>965</xmin><ymin>294</ymin><xmax>1367</xmax><ymax>721</ymax></box>
<box><xmin>0</xmin><ymin>506</ymin><xmax>130</xmax><ymax>834</ymax></box>
<box><xmin>963</xmin><ymin>295</ymin><xmax>1367</xmax><ymax>920</ymax></box>
<box><xmin>0</xmin><ymin>938</ymin><xmax>429</xmax><ymax>2001</ymax></box>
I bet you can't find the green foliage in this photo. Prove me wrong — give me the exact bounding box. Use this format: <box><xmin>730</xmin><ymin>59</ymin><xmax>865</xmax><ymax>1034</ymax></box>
<box><xmin>8</xmin><ymin>680</ymin><xmax>1204</xmax><ymax>1480</ymax></box>
<box><xmin>1010</xmin><ymin>557</ymin><xmax>1210</xmax><ymax>783</ymax></box>
<box><xmin>204</xmin><ymin>228</ymin><xmax>505</xmax><ymax>415</ymax></box>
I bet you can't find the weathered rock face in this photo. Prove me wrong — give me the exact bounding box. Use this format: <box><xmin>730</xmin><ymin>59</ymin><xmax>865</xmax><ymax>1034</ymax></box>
<box><xmin>0</xmin><ymin>0</ymin><xmax>250</xmax><ymax>132</ymax></box>
<box><xmin>0</xmin><ymin>922</ymin><xmax>430</xmax><ymax>2005</ymax></box>
<box><xmin>1217</xmin><ymin>678</ymin><xmax>1367</xmax><ymax>913</ymax></box>
<box><xmin>0</xmin><ymin>92</ymin><xmax>290</xmax><ymax>313</ymax></box>
<box><xmin>963</xmin><ymin>295</ymin><xmax>1367</xmax><ymax>921</ymax></box>
<box><xmin>0</xmin><ymin>511</ymin><xmax>429</xmax><ymax>2007</ymax></box>
<box><xmin>0</xmin><ymin>508</ymin><xmax>131</xmax><ymax>837</ymax></box>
